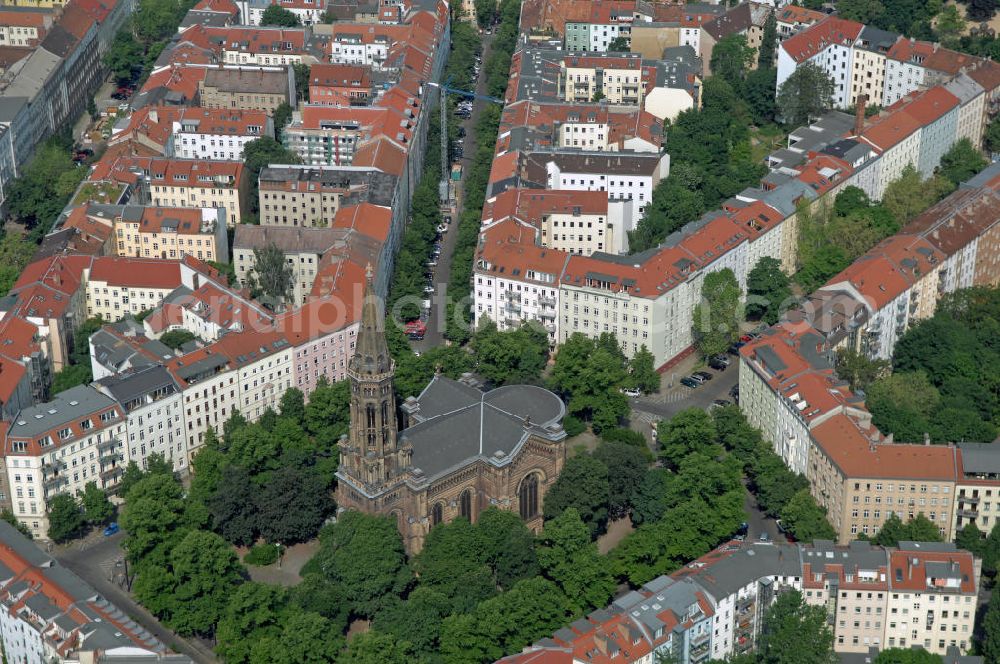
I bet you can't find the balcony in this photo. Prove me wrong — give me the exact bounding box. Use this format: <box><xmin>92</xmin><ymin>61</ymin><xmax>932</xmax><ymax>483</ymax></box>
<box><xmin>43</xmin><ymin>475</ymin><xmax>68</xmax><ymax>492</ymax></box>
<box><xmin>100</xmin><ymin>452</ymin><xmax>123</xmax><ymax>465</ymax></box>
<box><xmin>504</xmin><ymin>291</ymin><xmax>521</xmax><ymax>302</ymax></box>
<box><xmin>539</xmin><ymin>309</ymin><xmax>555</xmax><ymax>320</ymax></box>
<box><xmin>959</xmin><ymin>494</ymin><xmax>980</xmax><ymax>504</ymax></box>
<box><xmin>690</xmin><ymin>631</ymin><xmax>709</xmax><ymax>647</ymax></box>
<box><xmin>100</xmin><ymin>466</ymin><xmax>124</xmax><ymax>483</ymax></box>
<box><xmin>957</xmin><ymin>508</ymin><xmax>979</xmax><ymax>519</ymax></box>
<box><xmin>538</xmin><ymin>294</ymin><xmax>556</xmax><ymax>307</ymax></box>
<box><xmin>504</xmin><ymin>304</ymin><xmax>521</xmax><ymax>315</ymax></box>
<box><xmin>97</xmin><ymin>438</ymin><xmax>119</xmax><ymax>453</ymax></box>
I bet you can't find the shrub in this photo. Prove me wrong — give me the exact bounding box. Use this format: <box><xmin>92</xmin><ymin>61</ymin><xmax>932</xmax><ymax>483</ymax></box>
<box><xmin>244</xmin><ymin>543</ymin><xmax>282</xmax><ymax>566</ymax></box>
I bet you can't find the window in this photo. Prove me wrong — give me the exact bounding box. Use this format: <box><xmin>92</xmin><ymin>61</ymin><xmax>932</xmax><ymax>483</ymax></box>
<box><xmin>519</xmin><ymin>473</ymin><xmax>539</xmax><ymax>520</ymax></box>
<box><xmin>460</xmin><ymin>489</ymin><xmax>473</xmax><ymax>522</ymax></box>
<box><xmin>432</xmin><ymin>502</ymin><xmax>443</xmax><ymax>526</ymax></box>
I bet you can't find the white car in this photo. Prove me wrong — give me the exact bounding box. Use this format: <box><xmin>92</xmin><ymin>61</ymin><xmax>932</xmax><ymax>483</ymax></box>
<box><xmin>436</xmin><ymin>224</ymin><xmax>448</xmax><ymax>233</ymax></box>
<box><xmin>621</xmin><ymin>387</ymin><xmax>641</xmax><ymax>397</ymax></box>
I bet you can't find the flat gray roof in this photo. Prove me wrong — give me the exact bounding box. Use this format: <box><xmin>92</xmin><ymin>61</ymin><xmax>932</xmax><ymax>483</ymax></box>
<box><xmin>9</xmin><ymin>385</ymin><xmax>117</xmax><ymax>439</ymax></box>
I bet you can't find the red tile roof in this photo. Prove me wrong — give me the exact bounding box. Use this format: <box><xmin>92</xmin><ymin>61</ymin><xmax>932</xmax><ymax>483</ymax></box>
<box><xmin>331</xmin><ymin>203</ymin><xmax>392</xmax><ymax>243</ymax></box>
<box><xmin>780</xmin><ymin>16</ymin><xmax>863</xmax><ymax>64</ymax></box>
<box><xmin>89</xmin><ymin>257</ymin><xmax>184</xmax><ymax>289</ymax></box>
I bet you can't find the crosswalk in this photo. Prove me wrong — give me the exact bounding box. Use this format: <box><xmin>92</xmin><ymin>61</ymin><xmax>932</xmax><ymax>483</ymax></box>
<box><xmin>635</xmin><ymin>390</ymin><xmax>687</xmax><ymax>406</ymax></box>
<box><xmin>633</xmin><ymin>410</ymin><xmax>659</xmax><ymax>425</ymax></box>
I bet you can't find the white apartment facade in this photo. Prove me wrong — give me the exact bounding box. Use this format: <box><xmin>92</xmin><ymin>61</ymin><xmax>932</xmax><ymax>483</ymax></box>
<box><xmin>542</xmin><ymin>152</ymin><xmax>669</xmax><ymax>217</ymax></box>
<box><xmin>329</xmin><ymin>36</ymin><xmax>389</xmax><ymax>66</ymax></box>
<box><xmin>4</xmin><ymin>385</ymin><xmax>126</xmax><ymax>539</ymax></box>
<box><xmin>171</xmin><ymin>114</ymin><xmax>269</xmax><ymax>161</ymax></box>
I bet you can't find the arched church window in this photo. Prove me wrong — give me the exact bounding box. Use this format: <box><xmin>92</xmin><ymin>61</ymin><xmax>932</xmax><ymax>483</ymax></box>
<box><xmin>518</xmin><ymin>474</ymin><xmax>539</xmax><ymax>520</ymax></box>
<box><xmin>460</xmin><ymin>489</ymin><xmax>473</xmax><ymax>522</ymax></box>
<box><xmin>432</xmin><ymin>502</ymin><xmax>444</xmax><ymax>526</ymax></box>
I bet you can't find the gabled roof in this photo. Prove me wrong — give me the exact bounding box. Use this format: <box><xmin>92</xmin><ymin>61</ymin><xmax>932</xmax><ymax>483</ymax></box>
<box><xmin>780</xmin><ymin>16</ymin><xmax>863</xmax><ymax>63</ymax></box>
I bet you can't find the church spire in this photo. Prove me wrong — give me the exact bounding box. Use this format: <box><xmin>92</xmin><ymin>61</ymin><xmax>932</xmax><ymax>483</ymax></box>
<box><xmin>350</xmin><ymin>264</ymin><xmax>393</xmax><ymax>376</ymax></box>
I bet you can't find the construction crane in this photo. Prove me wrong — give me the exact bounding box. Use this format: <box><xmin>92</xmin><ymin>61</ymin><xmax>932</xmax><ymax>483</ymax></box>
<box><xmin>427</xmin><ymin>81</ymin><xmax>503</xmax><ymax>202</ymax></box>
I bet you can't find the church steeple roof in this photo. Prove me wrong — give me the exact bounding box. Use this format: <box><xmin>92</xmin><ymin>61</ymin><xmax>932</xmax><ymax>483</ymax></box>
<box><xmin>349</xmin><ymin>264</ymin><xmax>393</xmax><ymax>376</ymax></box>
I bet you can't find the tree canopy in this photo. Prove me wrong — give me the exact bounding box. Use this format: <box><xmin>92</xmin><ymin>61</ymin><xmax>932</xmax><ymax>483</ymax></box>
<box><xmin>693</xmin><ymin>269</ymin><xmax>742</xmax><ymax>357</ymax></box>
<box><xmin>777</xmin><ymin>63</ymin><xmax>834</xmax><ymax>127</ymax></box>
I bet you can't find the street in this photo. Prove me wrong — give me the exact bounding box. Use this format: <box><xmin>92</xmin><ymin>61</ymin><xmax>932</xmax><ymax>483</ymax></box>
<box><xmin>414</xmin><ymin>33</ymin><xmax>495</xmax><ymax>351</ymax></box>
<box><xmin>54</xmin><ymin>533</ymin><xmax>217</xmax><ymax>664</ymax></box>
<box><xmin>629</xmin><ymin>359</ymin><xmax>739</xmax><ymax>428</ymax></box>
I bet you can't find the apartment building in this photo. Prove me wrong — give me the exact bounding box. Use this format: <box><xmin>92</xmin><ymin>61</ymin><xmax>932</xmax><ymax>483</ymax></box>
<box><xmin>498</xmin><ymin>100</ymin><xmax>663</xmax><ymax>154</ymax></box>
<box><xmin>474</xmin><ymin>218</ymin><xmax>568</xmax><ymax>343</ymax></box>
<box><xmin>84</xmin><ymin>257</ymin><xmax>198</xmax><ymax>321</ymax></box>
<box><xmin>198</xmin><ymin>65</ymin><xmax>294</xmax><ymax>115</ymax></box>
<box><xmin>0</xmin><ymin>7</ymin><xmax>52</xmax><ymax>47</ymax></box>
<box><xmin>482</xmin><ymin>188</ymin><xmax>635</xmax><ymax>256</ymax></box>
<box><xmin>774</xmin><ymin>4</ymin><xmax>826</xmax><ymax>42</ymax></box>
<box><xmin>0</xmin><ymin>520</ymin><xmax>192</xmax><ymax>662</ymax></box>
<box><xmin>94</xmin><ymin>366</ymin><xmax>188</xmax><ymax>473</ymax></box>
<box><xmin>282</xmin><ymin>105</ymin><xmax>414</xmax><ymax>167</ymax></box>
<box><xmin>953</xmin><ymin>443</ymin><xmax>1000</xmax><ymax>535</ymax></box>
<box><xmin>699</xmin><ymin>2</ymin><xmax>770</xmax><ymax>78</ymax></box>
<box><xmin>804</xmin><ymin>234</ymin><xmax>944</xmax><ymax>360</ymax></box>
<box><xmin>778</xmin><ymin>15</ymin><xmax>1000</xmax><ymax>111</ymax></box>
<box><xmin>237</xmin><ymin>0</ymin><xmax>324</xmax><ymax>25</ymax></box>
<box><xmin>563</xmin><ymin>1</ymin><xmax>648</xmax><ymax>52</ymax></box>
<box><xmin>883</xmin><ymin>545</ymin><xmax>978</xmax><ymax>653</ymax></box>
<box><xmin>503</xmin><ymin>540</ymin><xmax>978</xmax><ymax>664</ymax></box>
<box><xmin>560</xmin><ymin>53</ymin><xmax>645</xmax><ymax>104</ymax></box>
<box><xmin>213</xmin><ymin>330</ymin><xmax>293</xmax><ymax>421</ymax></box>
<box><xmin>170</xmin><ymin>107</ymin><xmax>271</xmax><ymax>160</ymax></box>
<box><xmin>257</xmin><ymin>164</ymin><xmax>395</xmax><ymax>227</ymax></box>
<box><xmin>210</xmin><ymin>26</ymin><xmax>319</xmax><ymax>65</ymax></box>
<box><xmin>308</xmin><ymin>63</ymin><xmax>373</xmax><ymax>106</ymax></box>
<box><xmin>88</xmin><ymin>155</ymin><xmax>248</xmax><ymax>226</ymax></box>
<box><xmin>233</xmin><ymin>225</ymin><xmax>348</xmax><ymax>304</ymax></box>
<box><xmin>4</xmin><ymin>385</ymin><xmax>126</xmax><ymax>538</ymax></box>
<box><xmin>113</xmin><ymin>206</ymin><xmax>228</xmax><ymax>263</ymax></box>
<box><xmin>165</xmin><ymin>347</ymin><xmax>236</xmax><ymax>457</ymax></box>
<box><xmin>529</xmin><ymin>151</ymin><xmax>670</xmax><ymax>217</ymax></box>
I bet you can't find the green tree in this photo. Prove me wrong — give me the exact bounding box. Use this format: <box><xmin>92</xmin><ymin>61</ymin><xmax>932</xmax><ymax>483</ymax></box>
<box><xmin>934</xmin><ymin>4</ymin><xmax>966</xmax><ymax>46</ymax></box>
<box><xmin>549</xmin><ymin>333</ymin><xmax>629</xmax><ymax>432</ymax></box>
<box><xmin>159</xmin><ymin>329</ymin><xmax>195</xmax><ymax>350</ymax></box>
<box><xmin>292</xmin><ymin>62</ymin><xmax>310</xmax><ymax>102</ymax></box>
<box><xmin>373</xmin><ymin>588</ymin><xmax>451</xmax><ymax>657</ymax></box>
<box><xmin>873</xmin><ymin>648</ymin><xmax>943</xmax><ymax>664</ymax></box>
<box><xmin>627</xmin><ymin>345</ymin><xmax>661</xmax><ymax>394</ymax></box>
<box><xmin>984</xmin><ymin>598</ymin><xmax>1000</xmax><ymax>664</ymax></box>
<box><xmin>253</xmin><ymin>611</ymin><xmax>343</xmax><ymax>663</ymax></box>
<box><xmin>472</xmin><ymin>319</ymin><xmax>549</xmax><ymax>385</ymax></box>
<box><xmin>242</xmin><ymin>137</ymin><xmax>300</xmax><ymax>221</ymax></box>
<box><xmin>835</xmin><ymin>349</ymin><xmax>890</xmax><ymax>391</ymax></box>
<box><xmin>1</xmin><ymin>509</ymin><xmax>32</xmax><ymax>539</ymax></box>
<box><xmin>47</xmin><ymin>494</ymin><xmax>85</xmax><ymax>542</ymax></box>
<box><xmin>955</xmin><ymin>522</ymin><xmax>985</xmax><ymax>558</ymax></box>
<box><xmin>777</xmin><ymin>62</ymin><xmax>835</xmax><ymax>127</ymax></box>
<box><xmin>104</xmin><ymin>31</ymin><xmax>143</xmax><ymax>84</ymax></box>
<box><xmin>837</xmin><ymin>0</ymin><xmax>886</xmax><ymax>23</ymax></box>
<box><xmin>659</xmin><ymin>408</ymin><xmax>718</xmax><ymax>465</ymax></box>
<box><xmin>986</xmin><ymin>115</ymin><xmax>1000</xmax><ymax>154</ymax></box>
<box><xmin>260</xmin><ymin>4</ymin><xmax>300</xmax><ymax>25</ymax></box>
<box><xmin>780</xmin><ymin>489</ymin><xmax>836</xmax><ymax>542</ymax></box>
<box><xmin>874</xmin><ymin>513</ymin><xmax>943</xmax><ymax>547</ymax></box>
<box><xmin>215</xmin><ymin>582</ymin><xmax>288</xmax><ymax>664</ymax></box>
<box><xmin>982</xmin><ymin>522</ymin><xmax>1000</xmax><ymax>575</ymax></box>
<box><xmin>0</xmin><ymin>232</ymin><xmax>37</xmax><ymax>296</ymax></box>
<box><xmin>279</xmin><ymin>387</ymin><xmax>306</xmax><ymax>422</ymax></box>
<box><xmin>607</xmin><ymin>35</ymin><xmax>630</xmax><ymax>51</ymax></box>
<box><xmin>938</xmin><ymin>137</ymin><xmax>987</xmax><ymax>186</ymax></box>
<box><xmin>207</xmin><ymin>465</ymin><xmax>258</xmax><ymax>546</ymax></box>
<box><xmin>340</xmin><ymin>631</ymin><xmax>412</xmax><ymax>664</ymax></box>
<box><xmin>162</xmin><ymin>530</ymin><xmax>245</xmax><ymax>636</ymax></box>
<box><xmin>475</xmin><ymin>507</ymin><xmax>540</xmax><ymax>589</ymax></box>
<box><xmin>439</xmin><ymin>577</ymin><xmax>573</xmax><ymax>663</ymax></box>
<box><xmin>80</xmin><ymin>482</ymin><xmax>115</xmax><ymax>526</ymax></box>
<box><xmin>248</xmin><ymin>243</ymin><xmax>294</xmax><ymax>309</ymax></box>
<box><xmin>120</xmin><ymin>473</ymin><xmax>188</xmax><ymax>566</ymax></box>
<box><xmin>594</xmin><ymin>441</ymin><xmax>649</xmax><ymax>518</ymax></box>
<box><xmin>758</xmin><ymin>11</ymin><xmax>778</xmax><ymax>69</ymax></box>
<box><xmin>710</xmin><ymin>35</ymin><xmax>755</xmax><ymax>91</ymax></box>
<box><xmin>256</xmin><ymin>465</ymin><xmax>333</xmax><ymax>544</ymax></box>
<box><xmin>745</xmin><ymin>66</ymin><xmax>778</xmax><ymax>125</ymax></box>
<box><xmin>746</xmin><ymin>256</ymin><xmax>792</xmax><ymax>324</ymax></box>
<box><xmin>473</xmin><ymin>0</ymin><xmax>495</xmax><ymax>27</ymax></box>
<box><xmin>867</xmin><ymin>372</ymin><xmax>940</xmax><ymax>443</ymax></box>
<box><xmin>757</xmin><ymin>590</ymin><xmax>837</xmax><ymax>664</ymax></box>
<box><xmin>967</xmin><ymin>0</ymin><xmax>999</xmax><ymax>22</ymax></box>
<box><xmin>305</xmin><ymin>512</ymin><xmax>411</xmax><ymax>618</ymax></box>
<box><xmin>693</xmin><ymin>269</ymin><xmax>742</xmax><ymax>358</ymax></box>
<box><xmin>537</xmin><ymin>509</ymin><xmax>615</xmax><ymax>616</ymax></box>
<box><xmin>882</xmin><ymin>165</ymin><xmax>954</xmax><ymax>223</ymax></box>
<box><xmin>542</xmin><ymin>454</ymin><xmax>611</xmax><ymax>536</ymax></box>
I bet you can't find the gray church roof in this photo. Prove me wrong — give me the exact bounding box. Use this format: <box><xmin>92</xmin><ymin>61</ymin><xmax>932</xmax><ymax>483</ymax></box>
<box><xmin>401</xmin><ymin>376</ymin><xmax>565</xmax><ymax>482</ymax></box>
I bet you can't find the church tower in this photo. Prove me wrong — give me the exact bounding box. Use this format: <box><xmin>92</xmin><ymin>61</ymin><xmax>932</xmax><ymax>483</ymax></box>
<box><xmin>337</xmin><ymin>269</ymin><xmax>410</xmax><ymax>498</ymax></box>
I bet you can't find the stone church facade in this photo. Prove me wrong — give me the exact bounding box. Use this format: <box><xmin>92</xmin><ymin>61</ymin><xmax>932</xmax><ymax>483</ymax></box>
<box><xmin>335</xmin><ymin>283</ymin><xmax>567</xmax><ymax>553</ymax></box>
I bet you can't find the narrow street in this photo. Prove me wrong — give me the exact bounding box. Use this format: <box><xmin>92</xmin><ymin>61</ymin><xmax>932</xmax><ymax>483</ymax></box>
<box><xmin>415</xmin><ymin>33</ymin><xmax>495</xmax><ymax>351</ymax></box>
<box><xmin>54</xmin><ymin>534</ymin><xmax>217</xmax><ymax>664</ymax></box>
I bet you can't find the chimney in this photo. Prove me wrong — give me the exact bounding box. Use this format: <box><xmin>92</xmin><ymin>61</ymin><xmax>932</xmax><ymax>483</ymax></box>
<box><xmin>854</xmin><ymin>94</ymin><xmax>867</xmax><ymax>136</ymax></box>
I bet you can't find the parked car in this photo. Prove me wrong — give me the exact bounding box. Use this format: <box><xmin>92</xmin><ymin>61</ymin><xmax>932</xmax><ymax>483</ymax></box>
<box><xmin>443</xmin><ymin>216</ymin><xmax>452</xmax><ymax>225</ymax></box>
<box><xmin>436</xmin><ymin>223</ymin><xmax>448</xmax><ymax>233</ymax></box>
<box><xmin>423</xmin><ymin>285</ymin><xmax>435</xmax><ymax>294</ymax></box>
<box><xmin>680</xmin><ymin>376</ymin><xmax>700</xmax><ymax>388</ymax></box>
<box><xmin>693</xmin><ymin>370</ymin><xmax>713</xmax><ymax>381</ymax></box>
<box><xmin>103</xmin><ymin>522</ymin><xmax>120</xmax><ymax>537</ymax></box>
<box><xmin>425</xmin><ymin>259</ymin><xmax>437</xmax><ymax>267</ymax></box>
<box><xmin>759</xmin><ymin>532</ymin><xmax>770</xmax><ymax>542</ymax></box>
<box><xmin>727</xmin><ymin>341</ymin><xmax>746</xmax><ymax>355</ymax></box>
<box><xmin>713</xmin><ymin>399</ymin><xmax>732</xmax><ymax>407</ymax></box>
<box><xmin>708</xmin><ymin>356</ymin><xmax>729</xmax><ymax>371</ymax></box>
<box><xmin>620</xmin><ymin>387</ymin><xmax>641</xmax><ymax>397</ymax></box>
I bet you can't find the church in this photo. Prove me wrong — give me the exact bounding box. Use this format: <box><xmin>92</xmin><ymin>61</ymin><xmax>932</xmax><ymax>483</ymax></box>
<box><xmin>335</xmin><ymin>281</ymin><xmax>568</xmax><ymax>553</ymax></box>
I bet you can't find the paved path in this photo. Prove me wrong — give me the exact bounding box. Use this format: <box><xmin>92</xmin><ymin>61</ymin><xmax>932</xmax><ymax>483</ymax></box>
<box><xmin>414</xmin><ymin>34</ymin><xmax>495</xmax><ymax>351</ymax></box>
<box><xmin>628</xmin><ymin>361</ymin><xmax>739</xmax><ymax>425</ymax></box>
<box><xmin>54</xmin><ymin>534</ymin><xmax>218</xmax><ymax>663</ymax></box>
